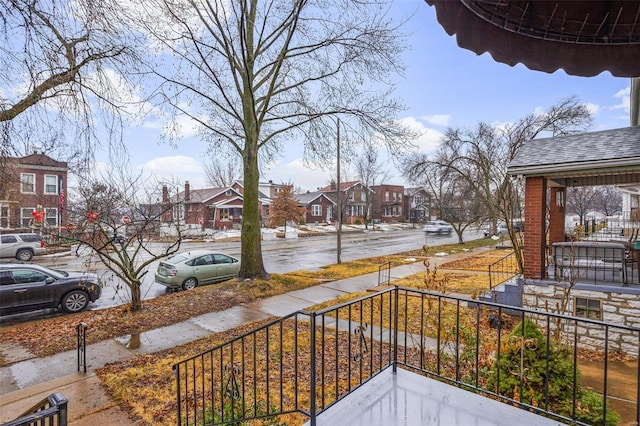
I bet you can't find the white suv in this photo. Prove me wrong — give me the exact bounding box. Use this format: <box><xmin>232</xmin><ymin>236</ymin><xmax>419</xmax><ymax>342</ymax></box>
<box><xmin>0</xmin><ymin>233</ymin><xmax>47</xmax><ymax>261</ymax></box>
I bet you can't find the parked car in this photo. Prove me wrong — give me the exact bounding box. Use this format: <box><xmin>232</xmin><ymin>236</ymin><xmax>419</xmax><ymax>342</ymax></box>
<box><xmin>423</xmin><ymin>220</ymin><xmax>453</xmax><ymax>235</ymax></box>
<box><xmin>154</xmin><ymin>249</ymin><xmax>240</xmax><ymax>290</ymax></box>
<box><xmin>0</xmin><ymin>233</ymin><xmax>46</xmax><ymax>261</ymax></box>
<box><xmin>0</xmin><ymin>264</ymin><xmax>102</xmax><ymax>316</ymax></box>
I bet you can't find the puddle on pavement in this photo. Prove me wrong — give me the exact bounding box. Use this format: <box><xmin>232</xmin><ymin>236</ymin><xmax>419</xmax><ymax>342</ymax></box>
<box><xmin>579</xmin><ymin>359</ymin><xmax>638</xmax><ymax>425</ymax></box>
<box><xmin>115</xmin><ymin>333</ymin><xmax>141</xmax><ymax>349</ymax></box>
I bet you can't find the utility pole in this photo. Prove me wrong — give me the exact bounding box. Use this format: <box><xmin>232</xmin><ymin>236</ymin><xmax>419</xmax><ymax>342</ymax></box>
<box><xmin>336</xmin><ymin>118</ymin><xmax>342</xmax><ymax>264</ymax></box>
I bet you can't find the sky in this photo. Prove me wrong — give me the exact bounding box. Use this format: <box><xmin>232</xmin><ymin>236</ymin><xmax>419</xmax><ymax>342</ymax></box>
<box><xmin>109</xmin><ymin>1</ymin><xmax>633</xmax><ymax>193</ymax></box>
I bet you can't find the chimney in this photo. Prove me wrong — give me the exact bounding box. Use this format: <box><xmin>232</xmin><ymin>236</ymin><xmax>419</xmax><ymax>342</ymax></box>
<box><xmin>162</xmin><ymin>185</ymin><xmax>169</xmax><ymax>203</ymax></box>
<box><xmin>330</xmin><ymin>180</ymin><xmax>336</xmax><ymax>191</ymax></box>
<box><xmin>184</xmin><ymin>181</ymin><xmax>190</xmax><ymax>202</ymax></box>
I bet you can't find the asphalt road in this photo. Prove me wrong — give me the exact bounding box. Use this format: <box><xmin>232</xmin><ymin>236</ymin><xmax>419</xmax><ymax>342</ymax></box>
<box><xmin>10</xmin><ymin>226</ymin><xmax>485</xmax><ymax>315</ymax></box>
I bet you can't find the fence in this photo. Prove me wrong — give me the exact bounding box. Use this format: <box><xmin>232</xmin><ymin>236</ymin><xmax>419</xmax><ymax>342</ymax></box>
<box><xmin>488</xmin><ymin>251</ymin><xmax>519</xmax><ymax>289</ymax></box>
<box><xmin>1</xmin><ymin>393</ymin><xmax>68</xmax><ymax>426</ymax></box>
<box><xmin>173</xmin><ymin>287</ymin><xmax>640</xmax><ymax>426</ymax></box>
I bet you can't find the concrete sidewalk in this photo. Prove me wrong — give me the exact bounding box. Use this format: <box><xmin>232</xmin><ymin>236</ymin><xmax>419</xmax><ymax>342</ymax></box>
<box><xmin>0</xmin><ymin>248</ymin><xmax>489</xmax><ymax>425</ymax></box>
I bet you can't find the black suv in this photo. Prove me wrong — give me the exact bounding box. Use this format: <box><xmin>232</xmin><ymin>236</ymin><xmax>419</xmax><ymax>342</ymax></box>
<box><xmin>0</xmin><ymin>264</ymin><xmax>102</xmax><ymax>316</ymax></box>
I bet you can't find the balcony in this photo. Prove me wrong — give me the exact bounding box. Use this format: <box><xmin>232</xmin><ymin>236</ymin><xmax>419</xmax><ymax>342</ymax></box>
<box><xmin>173</xmin><ymin>287</ymin><xmax>639</xmax><ymax>425</ymax></box>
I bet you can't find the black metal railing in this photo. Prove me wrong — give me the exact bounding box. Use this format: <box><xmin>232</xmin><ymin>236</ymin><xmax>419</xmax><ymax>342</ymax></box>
<box><xmin>488</xmin><ymin>251</ymin><xmax>519</xmax><ymax>289</ymax></box>
<box><xmin>551</xmin><ymin>241</ymin><xmax>634</xmax><ymax>285</ymax></box>
<box><xmin>77</xmin><ymin>322</ymin><xmax>87</xmax><ymax>373</ymax></box>
<box><xmin>378</xmin><ymin>261</ymin><xmax>391</xmax><ymax>286</ymax></box>
<box><xmin>1</xmin><ymin>393</ymin><xmax>68</xmax><ymax>426</ymax></box>
<box><xmin>174</xmin><ymin>287</ymin><xmax>640</xmax><ymax>426</ymax></box>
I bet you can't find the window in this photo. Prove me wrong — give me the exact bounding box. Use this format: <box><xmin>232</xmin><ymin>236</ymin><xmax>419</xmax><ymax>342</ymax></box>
<box><xmin>385</xmin><ymin>191</ymin><xmax>389</xmax><ymax>202</ymax></box>
<box><xmin>0</xmin><ymin>205</ymin><xmax>8</xmax><ymax>228</ymax></box>
<box><xmin>21</xmin><ymin>174</ymin><xmax>35</xmax><ymax>193</ymax></box>
<box><xmin>220</xmin><ymin>208</ymin><xmax>231</xmax><ymax>220</ymax></box>
<box><xmin>1</xmin><ymin>235</ymin><xmax>17</xmax><ymax>244</ymax></box>
<box><xmin>21</xmin><ymin>208</ymin><xmax>35</xmax><ymax>227</ymax></box>
<box><xmin>45</xmin><ymin>208</ymin><xmax>58</xmax><ymax>226</ymax></box>
<box><xmin>44</xmin><ymin>175</ymin><xmax>58</xmax><ymax>194</ymax></box>
<box><xmin>574</xmin><ymin>297</ymin><xmax>602</xmax><ymax>320</ymax></box>
<box><xmin>348</xmin><ymin>192</ymin><xmax>354</xmax><ymax>201</ymax></box>
<box><xmin>360</xmin><ymin>192</ymin><xmax>366</xmax><ymax>202</ymax></box>
<box><xmin>311</xmin><ymin>204</ymin><xmax>322</xmax><ymax>216</ymax></box>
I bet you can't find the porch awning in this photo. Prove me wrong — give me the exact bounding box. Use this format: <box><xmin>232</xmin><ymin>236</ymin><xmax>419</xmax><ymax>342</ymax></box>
<box><xmin>425</xmin><ymin>0</ymin><xmax>640</xmax><ymax>77</ymax></box>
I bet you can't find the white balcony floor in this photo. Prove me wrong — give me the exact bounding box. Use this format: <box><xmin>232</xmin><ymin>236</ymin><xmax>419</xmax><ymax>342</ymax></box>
<box><xmin>306</xmin><ymin>367</ymin><xmax>566</xmax><ymax>426</ymax></box>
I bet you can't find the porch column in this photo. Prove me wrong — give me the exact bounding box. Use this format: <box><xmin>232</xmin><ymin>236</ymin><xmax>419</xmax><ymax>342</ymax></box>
<box><xmin>548</xmin><ymin>187</ymin><xmax>566</xmax><ymax>244</ymax></box>
<box><xmin>524</xmin><ymin>177</ymin><xmax>547</xmax><ymax>279</ymax></box>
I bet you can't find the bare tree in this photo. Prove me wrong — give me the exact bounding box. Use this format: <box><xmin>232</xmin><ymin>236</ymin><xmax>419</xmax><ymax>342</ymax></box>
<box><xmin>0</xmin><ymin>0</ymin><xmax>132</xmax><ymax>175</ymax></box>
<box><xmin>68</xmin><ymin>171</ymin><xmax>183</xmax><ymax>311</ymax></box>
<box><xmin>131</xmin><ymin>0</ymin><xmax>414</xmax><ymax>280</ymax></box>
<box><xmin>204</xmin><ymin>156</ymin><xmax>242</xmax><ymax>188</ymax></box>
<box><xmin>592</xmin><ymin>186</ymin><xmax>622</xmax><ymax>217</ymax></box>
<box><xmin>566</xmin><ymin>186</ymin><xmax>598</xmax><ymax>226</ymax></box>
<box><xmin>404</xmin><ymin>97</ymin><xmax>593</xmax><ymax>272</ymax></box>
<box><xmin>354</xmin><ymin>141</ymin><xmax>391</xmax><ymax>229</ymax></box>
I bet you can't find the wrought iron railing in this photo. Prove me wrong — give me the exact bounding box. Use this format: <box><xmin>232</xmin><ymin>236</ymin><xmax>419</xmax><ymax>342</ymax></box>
<box><xmin>377</xmin><ymin>261</ymin><xmax>391</xmax><ymax>286</ymax></box>
<box><xmin>173</xmin><ymin>287</ymin><xmax>640</xmax><ymax>426</ymax></box>
<box><xmin>1</xmin><ymin>393</ymin><xmax>68</xmax><ymax>426</ymax></box>
<box><xmin>488</xmin><ymin>251</ymin><xmax>519</xmax><ymax>289</ymax></box>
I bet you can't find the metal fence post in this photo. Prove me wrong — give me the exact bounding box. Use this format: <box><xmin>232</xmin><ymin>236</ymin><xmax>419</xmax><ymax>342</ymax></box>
<box><xmin>309</xmin><ymin>312</ymin><xmax>317</xmax><ymax>426</ymax></box>
<box><xmin>76</xmin><ymin>322</ymin><xmax>87</xmax><ymax>373</ymax></box>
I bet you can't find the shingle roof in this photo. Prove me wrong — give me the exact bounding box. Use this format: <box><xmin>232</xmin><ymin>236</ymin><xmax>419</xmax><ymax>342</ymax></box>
<box><xmin>508</xmin><ymin>126</ymin><xmax>640</xmax><ymax>176</ymax></box>
<box><xmin>295</xmin><ymin>191</ymin><xmax>334</xmax><ymax>205</ymax></box>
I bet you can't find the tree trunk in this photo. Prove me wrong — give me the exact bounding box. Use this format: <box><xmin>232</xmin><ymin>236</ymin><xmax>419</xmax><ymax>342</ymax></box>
<box><xmin>130</xmin><ymin>281</ymin><xmax>142</xmax><ymax>311</ymax></box>
<box><xmin>239</xmin><ymin>137</ymin><xmax>268</xmax><ymax>279</ymax></box>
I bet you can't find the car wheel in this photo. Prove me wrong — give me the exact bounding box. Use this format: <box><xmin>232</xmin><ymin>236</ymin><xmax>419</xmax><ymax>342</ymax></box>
<box><xmin>182</xmin><ymin>277</ymin><xmax>198</xmax><ymax>290</ymax></box>
<box><xmin>61</xmin><ymin>290</ymin><xmax>89</xmax><ymax>313</ymax></box>
<box><xmin>15</xmin><ymin>249</ymin><xmax>33</xmax><ymax>261</ymax></box>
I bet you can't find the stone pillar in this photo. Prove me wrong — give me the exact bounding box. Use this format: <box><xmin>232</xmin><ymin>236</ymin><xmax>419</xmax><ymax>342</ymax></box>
<box><xmin>524</xmin><ymin>177</ymin><xmax>547</xmax><ymax>279</ymax></box>
<box><xmin>549</xmin><ymin>187</ymin><xmax>566</xmax><ymax>244</ymax></box>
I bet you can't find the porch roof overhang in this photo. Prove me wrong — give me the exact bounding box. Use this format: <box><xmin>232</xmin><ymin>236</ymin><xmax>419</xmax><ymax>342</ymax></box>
<box><xmin>507</xmin><ymin>126</ymin><xmax>640</xmax><ymax>187</ymax></box>
<box><xmin>424</xmin><ymin>0</ymin><xmax>640</xmax><ymax>77</ymax></box>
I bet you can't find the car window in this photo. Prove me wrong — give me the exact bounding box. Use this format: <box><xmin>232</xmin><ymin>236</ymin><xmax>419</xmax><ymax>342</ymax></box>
<box><xmin>18</xmin><ymin>234</ymin><xmax>42</xmax><ymax>243</ymax></box>
<box><xmin>213</xmin><ymin>254</ymin><xmax>233</xmax><ymax>264</ymax></box>
<box><xmin>1</xmin><ymin>235</ymin><xmax>17</xmax><ymax>244</ymax></box>
<box><xmin>0</xmin><ymin>271</ymin><xmax>16</xmax><ymax>285</ymax></box>
<box><xmin>193</xmin><ymin>255</ymin><xmax>212</xmax><ymax>266</ymax></box>
<box><xmin>167</xmin><ymin>254</ymin><xmax>190</xmax><ymax>265</ymax></box>
<box><xmin>10</xmin><ymin>269</ymin><xmax>49</xmax><ymax>284</ymax></box>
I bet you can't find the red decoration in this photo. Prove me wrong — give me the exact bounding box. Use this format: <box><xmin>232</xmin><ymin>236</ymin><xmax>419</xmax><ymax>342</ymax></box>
<box><xmin>31</xmin><ymin>211</ymin><xmax>45</xmax><ymax>222</ymax></box>
<box><xmin>87</xmin><ymin>212</ymin><xmax>98</xmax><ymax>222</ymax></box>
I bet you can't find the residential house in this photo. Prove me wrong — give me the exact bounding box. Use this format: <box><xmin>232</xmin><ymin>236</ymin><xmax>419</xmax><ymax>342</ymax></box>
<box><xmin>404</xmin><ymin>187</ymin><xmax>431</xmax><ymax>224</ymax></box>
<box><xmin>371</xmin><ymin>184</ymin><xmax>404</xmax><ymax>223</ymax></box>
<box><xmin>0</xmin><ymin>151</ymin><xmax>67</xmax><ymax>232</ymax></box>
<box><xmin>162</xmin><ymin>180</ymin><xmax>290</xmax><ymax>230</ymax></box>
<box><xmin>318</xmin><ymin>181</ymin><xmax>372</xmax><ymax>225</ymax></box>
<box><xmin>295</xmin><ymin>191</ymin><xmax>336</xmax><ymax>224</ymax></box>
<box><xmin>507</xmin><ymin>126</ymin><xmax>640</xmax><ymax>346</ymax></box>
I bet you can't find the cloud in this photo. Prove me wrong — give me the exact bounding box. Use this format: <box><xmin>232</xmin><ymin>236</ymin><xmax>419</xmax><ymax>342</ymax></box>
<box><xmin>400</xmin><ymin>116</ymin><xmax>444</xmax><ymax>154</ymax></box>
<box><xmin>140</xmin><ymin>155</ymin><xmax>207</xmax><ymax>188</ymax></box>
<box><xmin>421</xmin><ymin>114</ymin><xmax>451</xmax><ymax>126</ymax></box>
<box><xmin>264</xmin><ymin>158</ymin><xmax>332</xmax><ymax>192</ymax></box>
<box><xmin>584</xmin><ymin>102</ymin><xmax>600</xmax><ymax>116</ymax></box>
<box><xmin>611</xmin><ymin>87</ymin><xmax>631</xmax><ymax>114</ymax></box>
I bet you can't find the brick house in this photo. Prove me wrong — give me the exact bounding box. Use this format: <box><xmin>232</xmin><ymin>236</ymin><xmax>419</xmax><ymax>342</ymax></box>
<box><xmin>506</xmin><ymin>126</ymin><xmax>640</xmax><ymax>344</ymax></box>
<box><xmin>371</xmin><ymin>184</ymin><xmax>405</xmax><ymax>223</ymax></box>
<box><xmin>0</xmin><ymin>151</ymin><xmax>68</xmax><ymax>232</ymax></box>
<box><xmin>295</xmin><ymin>191</ymin><xmax>336</xmax><ymax>224</ymax></box>
<box><xmin>318</xmin><ymin>181</ymin><xmax>372</xmax><ymax>225</ymax></box>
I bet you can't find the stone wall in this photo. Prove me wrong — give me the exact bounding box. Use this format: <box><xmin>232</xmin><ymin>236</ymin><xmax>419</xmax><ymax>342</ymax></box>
<box><xmin>523</xmin><ymin>280</ymin><xmax>640</xmax><ymax>356</ymax></box>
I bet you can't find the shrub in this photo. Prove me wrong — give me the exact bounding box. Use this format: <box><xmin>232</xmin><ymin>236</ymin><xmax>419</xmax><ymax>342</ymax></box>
<box><xmin>487</xmin><ymin>318</ymin><xmax>619</xmax><ymax>425</ymax></box>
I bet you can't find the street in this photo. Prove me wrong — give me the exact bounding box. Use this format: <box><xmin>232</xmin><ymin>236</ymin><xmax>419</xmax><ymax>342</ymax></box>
<box><xmin>29</xmin><ymin>227</ymin><xmax>484</xmax><ymax>311</ymax></box>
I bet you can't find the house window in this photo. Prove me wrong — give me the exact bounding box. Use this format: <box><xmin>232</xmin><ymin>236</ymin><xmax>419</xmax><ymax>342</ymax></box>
<box><xmin>45</xmin><ymin>208</ymin><xmax>58</xmax><ymax>226</ymax></box>
<box><xmin>360</xmin><ymin>192</ymin><xmax>366</xmax><ymax>201</ymax></box>
<box><xmin>574</xmin><ymin>297</ymin><xmax>602</xmax><ymax>320</ymax></box>
<box><xmin>220</xmin><ymin>208</ymin><xmax>231</xmax><ymax>220</ymax></box>
<box><xmin>348</xmin><ymin>192</ymin><xmax>354</xmax><ymax>201</ymax></box>
<box><xmin>44</xmin><ymin>175</ymin><xmax>58</xmax><ymax>194</ymax></box>
<box><xmin>21</xmin><ymin>174</ymin><xmax>35</xmax><ymax>193</ymax></box>
<box><xmin>0</xmin><ymin>205</ymin><xmax>8</xmax><ymax>228</ymax></box>
<box><xmin>21</xmin><ymin>208</ymin><xmax>35</xmax><ymax>226</ymax></box>
<box><xmin>225</xmin><ymin>190</ymin><xmax>232</xmax><ymax>196</ymax></box>
<box><xmin>311</xmin><ymin>205</ymin><xmax>322</xmax><ymax>216</ymax></box>
<box><xmin>385</xmin><ymin>191</ymin><xmax>389</xmax><ymax>202</ymax></box>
